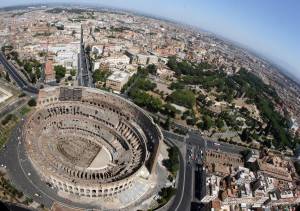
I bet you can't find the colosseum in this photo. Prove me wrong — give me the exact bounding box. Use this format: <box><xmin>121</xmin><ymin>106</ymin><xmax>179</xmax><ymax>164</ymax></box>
<box><xmin>23</xmin><ymin>86</ymin><xmax>162</xmax><ymax>200</ymax></box>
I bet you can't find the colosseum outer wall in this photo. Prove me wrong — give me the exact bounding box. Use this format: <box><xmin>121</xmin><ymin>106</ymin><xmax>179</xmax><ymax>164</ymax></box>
<box><xmin>25</xmin><ymin>86</ymin><xmax>162</xmax><ymax>198</ymax></box>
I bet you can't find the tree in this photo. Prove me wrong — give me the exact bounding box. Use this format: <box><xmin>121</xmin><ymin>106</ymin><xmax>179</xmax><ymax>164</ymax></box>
<box><xmin>17</xmin><ymin>191</ymin><xmax>23</xmax><ymax>198</ymax></box>
<box><xmin>92</xmin><ymin>69</ymin><xmax>111</xmax><ymax>83</ymax></box>
<box><xmin>19</xmin><ymin>92</ymin><xmax>26</xmax><ymax>98</ymax></box>
<box><xmin>169</xmin><ymin>81</ymin><xmax>185</xmax><ymax>90</ymax></box>
<box><xmin>129</xmin><ymin>88</ymin><xmax>162</xmax><ymax>113</ymax></box>
<box><xmin>30</xmin><ymin>73</ymin><xmax>36</xmax><ymax>84</ymax></box>
<box><xmin>146</xmin><ymin>64</ymin><xmax>157</xmax><ymax>75</ymax></box>
<box><xmin>168</xmin><ymin>89</ymin><xmax>196</xmax><ymax>108</ymax></box>
<box><xmin>202</xmin><ymin>115</ymin><xmax>213</xmax><ymax>130</ymax></box>
<box><xmin>162</xmin><ymin>146</ymin><xmax>180</xmax><ymax>175</ymax></box>
<box><xmin>5</xmin><ymin>72</ymin><xmax>10</xmax><ymax>82</ymax></box>
<box><xmin>24</xmin><ymin>62</ymin><xmax>33</xmax><ymax>74</ymax></box>
<box><xmin>28</xmin><ymin>98</ymin><xmax>37</xmax><ymax>107</ymax></box>
<box><xmin>148</xmin><ymin>96</ymin><xmax>163</xmax><ymax>112</ymax></box>
<box><xmin>186</xmin><ymin>117</ymin><xmax>197</xmax><ymax>126</ymax></box>
<box><xmin>134</xmin><ymin>78</ymin><xmax>156</xmax><ymax>91</ymax></box>
<box><xmin>216</xmin><ymin>118</ymin><xmax>224</xmax><ymax>129</ymax></box>
<box><xmin>38</xmin><ymin>51</ymin><xmax>47</xmax><ymax>57</ymax></box>
<box><xmin>22</xmin><ymin>60</ymin><xmax>42</xmax><ymax>82</ymax></box>
<box><xmin>240</xmin><ymin>129</ymin><xmax>251</xmax><ymax>143</ymax></box>
<box><xmin>36</xmin><ymin>68</ymin><xmax>41</xmax><ymax>79</ymax></box>
<box><xmin>70</xmin><ymin>69</ymin><xmax>76</xmax><ymax>77</ymax></box>
<box><xmin>162</xmin><ymin>103</ymin><xmax>178</xmax><ymax>118</ymax></box>
<box><xmin>163</xmin><ymin>116</ymin><xmax>172</xmax><ymax>130</ymax></box>
<box><xmin>167</xmin><ymin>56</ymin><xmax>178</xmax><ymax>73</ymax></box>
<box><xmin>85</xmin><ymin>45</ymin><xmax>91</xmax><ymax>54</ymax></box>
<box><xmin>137</xmin><ymin>66</ymin><xmax>148</xmax><ymax>76</ymax></box>
<box><xmin>1</xmin><ymin>114</ymin><xmax>14</xmax><ymax>125</ymax></box>
<box><xmin>54</xmin><ymin>65</ymin><xmax>66</xmax><ymax>82</ymax></box>
<box><xmin>157</xmin><ymin>187</ymin><xmax>177</xmax><ymax>205</ymax></box>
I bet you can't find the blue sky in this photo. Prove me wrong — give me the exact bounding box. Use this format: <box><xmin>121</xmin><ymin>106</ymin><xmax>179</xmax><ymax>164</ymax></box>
<box><xmin>1</xmin><ymin>0</ymin><xmax>300</xmax><ymax>80</ymax></box>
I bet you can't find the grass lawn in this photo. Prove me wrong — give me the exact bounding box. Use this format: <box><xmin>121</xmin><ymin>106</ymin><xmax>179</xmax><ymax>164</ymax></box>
<box><xmin>19</xmin><ymin>106</ymin><xmax>31</xmax><ymax>116</ymax></box>
<box><xmin>0</xmin><ymin>114</ymin><xmax>18</xmax><ymax>149</ymax></box>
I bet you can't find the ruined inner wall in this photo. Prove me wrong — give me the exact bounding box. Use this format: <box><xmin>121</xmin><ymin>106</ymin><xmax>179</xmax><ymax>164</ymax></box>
<box><xmin>23</xmin><ymin>86</ymin><xmax>163</xmax><ymax>198</ymax></box>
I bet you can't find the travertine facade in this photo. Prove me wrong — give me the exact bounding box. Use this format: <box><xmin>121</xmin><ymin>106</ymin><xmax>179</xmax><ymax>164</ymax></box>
<box><xmin>23</xmin><ymin>86</ymin><xmax>162</xmax><ymax>198</ymax></box>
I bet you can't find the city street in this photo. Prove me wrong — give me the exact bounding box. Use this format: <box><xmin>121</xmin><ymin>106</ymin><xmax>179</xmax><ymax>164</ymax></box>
<box><xmin>0</xmin><ymin>98</ymin><xmax>27</xmax><ymax>118</ymax></box>
<box><xmin>78</xmin><ymin>26</ymin><xmax>93</xmax><ymax>87</ymax></box>
<box><xmin>164</xmin><ymin>137</ymin><xmax>192</xmax><ymax>211</ymax></box>
<box><xmin>163</xmin><ymin>129</ymin><xmax>246</xmax><ymax>211</ymax></box>
<box><xmin>0</xmin><ymin>52</ymin><xmax>38</xmax><ymax>94</ymax></box>
<box><xmin>164</xmin><ymin>132</ymin><xmax>205</xmax><ymax>211</ymax></box>
<box><xmin>164</xmin><ymin>129</ymin><xmax>248</xmax><ymax>155</ymax></box>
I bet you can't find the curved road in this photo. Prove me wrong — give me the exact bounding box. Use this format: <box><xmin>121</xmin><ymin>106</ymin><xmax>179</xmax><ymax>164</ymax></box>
<box><xmin>0</xmin><ymin>119</ymin><xmax>107</xmax><ymax>210</ymax></box>
<box><xmin>164</xmin><ymin>137</ymin><xmax>192</xmax><ymax>211</ymax></box>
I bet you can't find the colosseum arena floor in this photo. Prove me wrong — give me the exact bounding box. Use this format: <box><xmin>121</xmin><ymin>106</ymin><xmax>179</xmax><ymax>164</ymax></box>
<box><xmin>21</xmin><ymin>86</ymin><xmax>167</xmax><ymax>209</ymax></box>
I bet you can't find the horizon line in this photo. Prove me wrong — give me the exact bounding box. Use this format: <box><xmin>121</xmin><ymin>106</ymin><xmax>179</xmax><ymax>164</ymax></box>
<box><xmin>1</xmin><ymin>1</ymin><xmax>299</xmax><ymax>85</ymax></box>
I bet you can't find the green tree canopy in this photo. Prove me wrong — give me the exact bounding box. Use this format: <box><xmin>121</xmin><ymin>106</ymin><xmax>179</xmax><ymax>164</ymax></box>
<box><xmin>168</xmin><ymin>89</ymin><xmax>196</xmax><ymax>108</ymax></box>
<box><xmin>92</xmin><ymin>69</ymin><xmax>111</xmax><ymax>83</ymax></box>
<box><xmin>28</xmin><ymin>98</ymin><xmax>37</xmax><ymax>107</ymax></box>
<box><xmin>54</xmin><ymin>65</ymin><xmax>66</xmax><ymax>82</ymax></box>
<box><xmin>202</xmin><ymin>115</ymin><xmax>213</xmax><ymax>130</ymax></box>
<box><xmin>70</xmin><ymin>69</ymin><xmax>76</xmax><ymax>77</ymax></box>
<box><xmin>146</xmin><ymin>64</ymin><xmax>157</xmax><ymax>75</ymax></box>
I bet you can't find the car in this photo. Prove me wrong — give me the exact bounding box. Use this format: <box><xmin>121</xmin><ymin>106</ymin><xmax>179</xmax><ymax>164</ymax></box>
<box><xmin>28</xmin><ymin>172</ymin><xmax>31</xmax><ymax>176</ymax></box>
<box><xmin>34</xmin><ymin>193</ymin><xmax>40</xmax><ymax>197</ymax></box>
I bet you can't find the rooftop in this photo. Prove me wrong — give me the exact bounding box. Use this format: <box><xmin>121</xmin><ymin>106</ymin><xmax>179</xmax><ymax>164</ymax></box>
<box><xmin>45</xmin><ymin>60</ymin><xmax>54</xmax><ymax>76</ymax></box>
<box><xmin>107</xmin><ymin>71</ymin><xmax>130</xmax><ymax>82</ymax></box>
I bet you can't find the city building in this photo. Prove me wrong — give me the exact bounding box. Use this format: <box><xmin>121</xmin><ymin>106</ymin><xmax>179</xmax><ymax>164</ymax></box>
<box><xmin>201</xmin><ymin>175</ymin><xmax>221</xmax><ymax>203</ymax></box>
<box><xmin>100</xmin><ymin>54</ymin><xmax>130</xmax><ymax>69</ymax></box>
<box><xmin>44</xmin><ymin>60</ymin><xmax>56</xmax><ymax>83</ymax></box>
<box><xmin>106</xmin><ymin>71</ymin><xmax>131</xmax><ymax>92</ymax></box>
<box><xmin>256</xmin><ymin>160</ymin><xmax>292</xmax><ymax>182</ymax></box>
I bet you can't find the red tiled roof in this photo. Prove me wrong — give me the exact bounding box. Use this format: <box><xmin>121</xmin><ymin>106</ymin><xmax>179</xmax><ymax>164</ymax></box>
<box><xmin>45</xmin><ymin>60</ymin><xmax>54</xmax><ymax>76</ymax></box>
